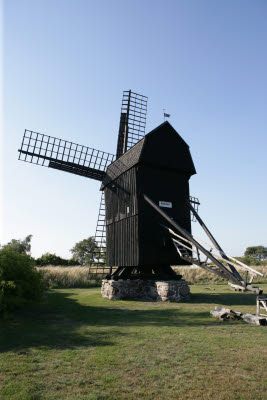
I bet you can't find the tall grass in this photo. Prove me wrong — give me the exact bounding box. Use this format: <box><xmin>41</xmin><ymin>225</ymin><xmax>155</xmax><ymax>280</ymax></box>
<box><xmin>38</xmin><ymin>266</ymin><xmax>102</xmax><ymax>289</ymax></box>
<box><xmin>38</xmin><ymin>265</ymin><xmax>266</xmax><ymax>288</ymax></box>
<box><xmin>173</xmin><ymin>265</ymin><xmax>267</xmax><ymax>284</ymax></box>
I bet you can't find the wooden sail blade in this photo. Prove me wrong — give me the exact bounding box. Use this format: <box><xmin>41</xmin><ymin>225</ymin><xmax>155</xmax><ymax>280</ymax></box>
<box><xmin>116</xmin><ymin>90</ymin><xmax>148</xmax><ymax>159</ymax></box>
<box><xmin>48</xmin><ymin>160</ymin><xmax>105</xmax><ymax>181</ymax></box>
<box><xmin>18</xmin><ymin>129</ymin><xmax>115</xmax><ymax>181</ymax></box>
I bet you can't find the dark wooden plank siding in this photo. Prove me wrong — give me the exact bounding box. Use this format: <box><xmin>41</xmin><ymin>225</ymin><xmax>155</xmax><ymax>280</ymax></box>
<box><xmin>103</xmin><ymin>121</ymin><xmax>195</xmax><ymax>268</ymax></box>
<box><xmin>137</xmin><ymin>165</ymin><xmax>192</xmax><ymax>266</ymax></box>
<box><xmin>105</xmin><ymin>167</ymin><xmax>139</xmax><ymax>266</ymax></box>
<box><xmin>106</xmin><ymin>216</ymin><xmax>139</xmax><ymax>266</ymax></box>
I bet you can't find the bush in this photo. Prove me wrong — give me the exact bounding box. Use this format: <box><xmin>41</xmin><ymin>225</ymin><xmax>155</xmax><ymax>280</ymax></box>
<box><xmin>0</xmin><ymin>248</ymin><xmax>45</xmax><ymax>315</ymax></box>
<box><xmin>35</xmin><ymin>253</ymin><xmax>80</xmax><ymax>266</ymax></box>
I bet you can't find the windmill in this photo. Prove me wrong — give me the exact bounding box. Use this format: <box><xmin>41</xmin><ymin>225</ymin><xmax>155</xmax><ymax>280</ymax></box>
<box><xmin>18</xmin><ymin>90</ymin><xmax>263</xmax><ymax>295</ymax></box>
<box><xmin>18</xmin><ymin>90</ymin><xmax>148</xmax><ymax>276</ymax></box>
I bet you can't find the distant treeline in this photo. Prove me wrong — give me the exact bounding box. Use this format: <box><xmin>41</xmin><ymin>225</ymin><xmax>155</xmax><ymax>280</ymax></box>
<box><xmin>234</xmin><ymin>256</ymin><xmax>267</xmax><ymax>266</ymax></box>
<box><xmin>35</xmin><ymin>253</ymin><xmax>80</xmax><ymax>267</ymax></box>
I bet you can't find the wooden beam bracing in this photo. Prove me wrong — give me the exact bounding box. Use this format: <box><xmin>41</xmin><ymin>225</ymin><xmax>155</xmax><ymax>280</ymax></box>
<box><xmin>144</xmin><ymin>194</ymin><xmax>241</xmax><ymax>285</ymax></box>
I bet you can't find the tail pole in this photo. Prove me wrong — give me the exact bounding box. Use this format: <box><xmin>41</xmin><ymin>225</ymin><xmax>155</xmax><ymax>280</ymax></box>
<box><xmin>144</xmin><ymin>194</ymin><xmax>263</xmax><ymax>294</ymax></box>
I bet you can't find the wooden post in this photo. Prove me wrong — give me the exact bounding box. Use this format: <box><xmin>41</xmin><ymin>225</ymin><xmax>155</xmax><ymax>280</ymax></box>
<box><xmin>256</xmin><ymin>297</ymin><xmax>260</xmax><ymax>316</ymax></box>
<box><xmin>187</xmin><ymin>200</ymin><xmax>243</xmax><ymax>282</ymax></box>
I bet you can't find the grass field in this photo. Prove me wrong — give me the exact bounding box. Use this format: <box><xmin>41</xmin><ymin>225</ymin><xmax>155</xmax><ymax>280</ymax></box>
<box><xmin>1</xmin><ymin>285</ymin><xmax>266</xmax><ymax>400</ymax></box>
<box><xmin>39</xmin><ymin>265</ymin><xmax>267</xmax><ymax>288</ymax></box>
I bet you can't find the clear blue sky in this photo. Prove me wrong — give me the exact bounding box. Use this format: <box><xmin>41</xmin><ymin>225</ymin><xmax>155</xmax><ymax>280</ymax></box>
<box><xmin>2</xmin><ymin>0</ymin><xmax>267</xmax><ymax>258</ymax></box>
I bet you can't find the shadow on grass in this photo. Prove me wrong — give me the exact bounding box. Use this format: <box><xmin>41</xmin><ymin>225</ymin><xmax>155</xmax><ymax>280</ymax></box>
<box><xmin>191</xmin><ymin>291</ymin><xmax>258</xmax><ymax>306</ymax></box>
<box><xmin>0</xmin><ymin>289</ymin><xmax>257</xmax><ymax>353</ymax></box>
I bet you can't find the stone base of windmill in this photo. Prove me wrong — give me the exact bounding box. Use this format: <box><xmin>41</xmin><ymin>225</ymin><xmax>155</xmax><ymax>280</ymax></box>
<box><xmin>101</xmin><ymin>279</ymin><xmax>191</xmax><ymax>302</ymax></box>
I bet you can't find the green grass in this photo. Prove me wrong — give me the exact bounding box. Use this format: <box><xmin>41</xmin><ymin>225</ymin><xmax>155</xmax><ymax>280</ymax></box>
<box><xmin>0</xmin><ymin>285</ymin><xmax>266</xmax><ymax>400</ymax></box>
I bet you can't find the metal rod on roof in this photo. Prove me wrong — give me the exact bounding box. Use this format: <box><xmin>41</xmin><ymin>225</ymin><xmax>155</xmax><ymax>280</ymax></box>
<box><xmin>163</xmin><ymin>109</ymin><xmax>171</xmax><ymax>121</ymax></box>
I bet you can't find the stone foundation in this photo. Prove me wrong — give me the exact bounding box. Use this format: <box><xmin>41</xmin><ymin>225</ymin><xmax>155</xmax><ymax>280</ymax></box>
<box><xmin>101</xmin><ymin>279</ymin><xmax>191</xmax><ymax>302</ymax></box>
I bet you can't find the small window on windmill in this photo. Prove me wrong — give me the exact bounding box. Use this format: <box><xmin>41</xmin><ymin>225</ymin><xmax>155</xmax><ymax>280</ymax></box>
<box><xmin>111</xmin><ymin>183</ymin><xmax>117</xmax><ymax>193</ymax></box>
<box><xmin>189</xmin><ymin>196</ymin><xmax>200</xmax><ymax>222</ymax></box>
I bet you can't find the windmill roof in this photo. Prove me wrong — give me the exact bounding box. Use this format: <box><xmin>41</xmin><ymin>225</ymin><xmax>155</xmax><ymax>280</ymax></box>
<box><xmin>101</xmin><ymin>121</ymin><xmax>196</xmax><ymax>189</ymax></box>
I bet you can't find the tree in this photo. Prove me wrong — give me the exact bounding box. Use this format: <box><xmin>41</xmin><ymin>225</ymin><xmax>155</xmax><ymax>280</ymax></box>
<box><xmin>244</xmin><ymin>246</ymin><xmax>267</xmax><ymax>261</ymax></box>
<box><xmin>0</xmin><ymin>235</ymin><xmax>33</xmax><ymax>255</ymax></box>
<box><xmin>70</xmin><ymin>237</ymin><xmax>99</xmax><ymax>265</ymax></box>
<box><xmin>35</xmin><ymin>253</ymin><xmax>80</xmax><ymax>266</ymax></box>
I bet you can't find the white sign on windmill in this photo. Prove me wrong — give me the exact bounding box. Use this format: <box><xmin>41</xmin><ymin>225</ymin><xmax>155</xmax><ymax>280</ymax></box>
<box><xmin>159</xmin><ymin>201</ymin><xmax>172</xmax><ymax>208</ymax></box>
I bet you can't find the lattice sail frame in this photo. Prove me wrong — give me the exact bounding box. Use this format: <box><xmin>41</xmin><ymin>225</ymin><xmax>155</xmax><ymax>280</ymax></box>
<box><xmin>18</xmin><ymin>130</ymin><xmax>115</xmax><ymax>181</ymax></box>
<box><xmin>91</xmin><ymin>90</ymin><xmax>148</xmax><ymax>277</ymax></box>
<box><xmin>116</xmin><ymin>90</ymin><xmax>148</xmax><ymax>158</ymax></box>
<box><xmin>89</xmin><ymin>192</ymin><xmax>113</xmax><ymax>277</ymax></box>
<box><xmin>189</xmin><ymin>196</ymin><xmax>200</xmax><ymax>222</ymax></box>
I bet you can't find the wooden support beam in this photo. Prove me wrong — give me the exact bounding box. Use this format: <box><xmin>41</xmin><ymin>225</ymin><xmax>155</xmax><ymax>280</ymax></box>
<box><xmin>228</xmin><ymin>282</ymin><xmax>263</xmax><ymax>294</ymax></box>
<box><xmin>228</xmin><ymin>282</ymin><xmax>246</xmax><ymax>292</ymax></box>
<box><xmin>192</xmin><ymin>236</ymin><xmax>263</xmax><ymax>277</ymax></box>
<box><xmin>187</xmin><ymin>201</ymin><xmax>243</xmax><ymax>282</ymax></box>
<box><xmin>182</xmin><ymin>255</ymin><xmax>228</xmax><ymax>279</ymax></box>
<box><xmin>172</xmin><ymin>238</ymin><xmax>198</xmax><ymax>254</ymax></box>
<box><xmin>196</xmin><ymin>248</ymin><xmax>201</xmax><ymax>264</ymax></box>
<box><xmin>144</xmin><ymin>194</ymin><xmax>241</xmax><ymax>285</ymax></box>
<box><xmin>226</xmin><ymin>255</ymin><xmax>264</xmax><ymax>277</ymax></box>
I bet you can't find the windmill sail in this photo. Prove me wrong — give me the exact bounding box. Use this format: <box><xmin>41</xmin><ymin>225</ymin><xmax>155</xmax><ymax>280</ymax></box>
<box><xmin>189</xmin><ymin>196</ymin><xmax>200</xmax><ymax>222</ymax></box>
<box><xmin>18</xmin><ymin>130</ymin><xmax>115</xmax><ymax>181</ymax></box>
<box><xmin>116</xmin><ymin>90</ymin><xmax>148</xmax><ymax>159</ymax></box>
<box><xmin>89</xmin><ymin>90</ymin><xmax>149</xmax><ymax>278</ymax></box>
<box><xmin>89</xmin><ymin>192</ymin><xmax>114</xmax><ymax>277</ymax></box>
<box><xmin>18</xmin><ymin>90</ymin><xmax>148</xmax><ymax>279</ymax></box>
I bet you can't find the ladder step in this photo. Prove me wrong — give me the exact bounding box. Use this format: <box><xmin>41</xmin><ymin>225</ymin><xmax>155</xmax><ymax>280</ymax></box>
<box><xmin>89</xmin><ymin>192</ymin><xmax>107</xmax><ymax>275</ymax></box>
